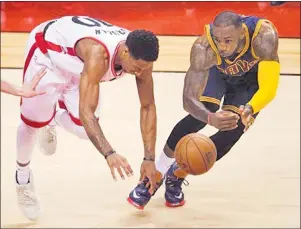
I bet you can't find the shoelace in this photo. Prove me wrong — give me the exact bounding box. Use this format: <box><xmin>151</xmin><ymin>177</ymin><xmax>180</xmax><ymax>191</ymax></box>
<box><xmin>166</xmin><ymin>177</ymin><xmax>189</xmax><ymax>188</ymax></box>
<box><xmin>18</xmin><ymin>189</ymin><xmax>37</xmax><ymax>205</ymax></box>
<box><xmin>47</xmin><ymin>127</ymin><xmax>56</xmax><ymax>143</ymax></box>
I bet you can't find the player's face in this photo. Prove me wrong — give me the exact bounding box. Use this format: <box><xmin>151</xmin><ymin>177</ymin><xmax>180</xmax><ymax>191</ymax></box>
<box><xmin>211</xmin><ymin>25</ymin><xmax>244</xmax><ymax>58</ymax></box>
<box><xmin>122</xmin><ymin>53</ymin><xmax>153</xmax><ymax>76</ymax></box>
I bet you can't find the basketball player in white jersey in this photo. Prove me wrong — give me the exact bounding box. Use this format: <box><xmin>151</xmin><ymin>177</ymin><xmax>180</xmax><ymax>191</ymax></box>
<box><xmin>16</xmin><ymin>16</ymin><xmax>159</xmax><ymax>220</ymax></box>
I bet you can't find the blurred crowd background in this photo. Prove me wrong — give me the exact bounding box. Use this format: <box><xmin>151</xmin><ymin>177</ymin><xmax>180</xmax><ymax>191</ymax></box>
<box><xmin>1</xmin><ymin>1</ymin><xmax>300</xmax><ymax>37</ymax></box>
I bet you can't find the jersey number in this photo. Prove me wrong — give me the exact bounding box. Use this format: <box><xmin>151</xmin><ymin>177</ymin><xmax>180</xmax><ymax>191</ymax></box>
<box><xmin>72</xmin><ymin>16</ymin><xmax>113</xmax><ymax>27</ymax></box>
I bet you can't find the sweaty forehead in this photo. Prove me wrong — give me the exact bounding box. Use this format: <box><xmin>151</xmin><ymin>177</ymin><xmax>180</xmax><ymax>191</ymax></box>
<box><xmin>212</xmin><ymin>25</ymin><xmax>239</xmax><ymax>38</ymax></box>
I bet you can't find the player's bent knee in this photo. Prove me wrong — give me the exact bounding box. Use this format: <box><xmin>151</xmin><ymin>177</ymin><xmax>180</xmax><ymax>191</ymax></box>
<box><xmin>167</xmin><ymin>114</ymin><xmax>206</xmax><ymax>151</ymax></box>
<box><xmin>212</xmin><ymin>120</ymin><xmax>246</xmax><ymax>162</ymax></box>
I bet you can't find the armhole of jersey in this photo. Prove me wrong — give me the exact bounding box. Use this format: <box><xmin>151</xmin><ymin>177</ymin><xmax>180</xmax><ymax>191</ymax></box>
<box><xmin>204</xmin><ymin>24</ymin><xmax>222</xmax><ymax>65</ymax></box>
<box><xmin>111</xmin><ymin>40</ymin><xmax>125</xmax><ymax>77</ymax></box>
<box><xmin>251</xmin><ymin>19</ymin><xmax>277</xmax><ymax>59</ymax></box>
<box><xmin>73</xmin><ymin>37</ymin><xmax>110</xmax><ymax>64</ymax></box>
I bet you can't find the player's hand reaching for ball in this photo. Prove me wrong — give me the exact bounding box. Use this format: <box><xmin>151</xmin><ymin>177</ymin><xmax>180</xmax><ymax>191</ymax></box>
<box><xmin>139</xmin><ymin>160</ymin><xmax>158</xmax><ymax>195</ymax></box>
<box><xmin>208</xmin><ymin>110</ymin><xmax>239</xmax><ymax>131</ymax></box>
<box><xmin>239</xmin><ymin>105</ymin><xmax>254</xmax><ymax>132</ymax></box>
<box><xmin>105</xmin><ymin>152</ymin><xmax>133</xmax><ymax>181</ymax></box>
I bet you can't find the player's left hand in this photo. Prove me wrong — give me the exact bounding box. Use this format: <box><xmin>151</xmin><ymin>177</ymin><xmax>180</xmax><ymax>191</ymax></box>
<box><xmin>19</xmin><ymin>67</ymin><xmax>47</xmax><ymax>98</ymax></box>
<box><xmin>239</xmin><ymin>104</ymin><xmax>254</xmax><ymax>132</ymax></box>
<box><xmin>139</xmin><ymin>160</ymin><xmax>158</xmax><ymax>195</ymax></box>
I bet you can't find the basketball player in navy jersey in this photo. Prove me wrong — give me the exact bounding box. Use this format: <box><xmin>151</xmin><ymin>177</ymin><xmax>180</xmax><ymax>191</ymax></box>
<box><xmin>128</xmin><ymin>11</ymin><xmax>280</xmax><ymax>210</ymax></box>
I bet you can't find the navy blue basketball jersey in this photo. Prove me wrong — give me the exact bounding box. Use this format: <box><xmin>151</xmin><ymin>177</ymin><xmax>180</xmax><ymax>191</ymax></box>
<box><xmin>204</xmin><ymin>15</ymin><xmax>275</xmax><ymax>76</ymax></box>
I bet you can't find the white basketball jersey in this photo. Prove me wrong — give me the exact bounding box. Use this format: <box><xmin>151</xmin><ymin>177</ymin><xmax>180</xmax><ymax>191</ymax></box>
<box><xmin>44</xmin><ymin>16</ymin><xmax>130</xmax><ymax>82</ymax></box>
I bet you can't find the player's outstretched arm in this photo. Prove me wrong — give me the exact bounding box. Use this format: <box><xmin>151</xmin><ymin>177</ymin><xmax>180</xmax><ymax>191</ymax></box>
<box><xmin>241</xmin><ymin>21</ymin><xmax>280</xmax><ymax>131</ymax></box>
<box><xmin>135</xmin><ymin>66</ymin><xmax>158</xmax><ymax>194</ymax></box>
<box><xmin>183</xmin><ymin>37</ymin><xmax>239</xmax><ymax>131</ymax></box>
<box><xmin>1</xmin><ymin>67</ymin><xmax>46</xmax><ymax>97</ymax></box>
<box><xmin>76</xmin><ymin>39</ymin><xmax>133</xmax><ymax>180</ymax></box>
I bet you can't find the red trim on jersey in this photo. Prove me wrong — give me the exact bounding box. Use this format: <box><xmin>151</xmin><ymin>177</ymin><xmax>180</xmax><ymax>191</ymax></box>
<box><xmin>35</xmin><ymin>32</ymin><xmax>76</xmax><ymax>56</ymax></box>
<box><xmin>73</xmin><ymin>36</ymin><xmax>110</xmax><ymax>63</ymax></box>
<box><xmin>58</xmin><ymin>100</ymin><xmax>67</xmax><ymax>110</ymax></box>
<box><xmin>21</xmin><ymin>33</ymin><xmax>106</xmax><ymax>128</ymax></box>
<box><xmin>20</xmin><ymin>42</ymin><xmax>38</xmax><ymax>106</ymax></box>
<box><xmin>58</xmin><ymin>100</ymin><xmax>99</xmax><ymax>126</ymax></box>
<box><xmin>23</xmin><ymin>43</ymin><xmax>38</xmax><ymax>78</ymax></box>
<box><xmin>111</xmin><ymin>40</ymin><xmax>125</xmax><ymax>77</ymax></box>
<box><xmin>21</xmin><ymin>108</ymin><xmax>56</xmax><ymax>128</ymax></box>
<box><xmin>20</xmin><ymin>38</ymin><xmax>56</xmax><ymax>128</ymax></box>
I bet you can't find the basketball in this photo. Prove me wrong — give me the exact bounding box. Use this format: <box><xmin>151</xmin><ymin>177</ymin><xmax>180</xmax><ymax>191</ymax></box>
<box><xmin>175</xmin><ymin>133</ymin><xmax>217</xmax><ymax>175</ymax></box>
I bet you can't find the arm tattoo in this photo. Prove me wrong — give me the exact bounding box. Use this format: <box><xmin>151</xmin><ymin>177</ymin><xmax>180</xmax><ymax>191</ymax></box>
<box><xmin>135</xmin><ymin>74</ymin><xmax>157</xmax><ymax>160</ymax></box>
<box><xmin>80</xmin><ymin>108</ymin><xmax>113</xmax><ymax>156</ymax></box>
<box><xmin>253</xmin><ymin>22</ymin><xmax>279</xmax><ymax>61</ymax></box>
<box><xmin>140</xmin><ymin>105</ymin><xmax>156</xmax><ymax>160</ymax></box>
<box><xmin>182</xmin><ymin>37</ymin><xmax>216</xmax><ymax>123</ymax></box>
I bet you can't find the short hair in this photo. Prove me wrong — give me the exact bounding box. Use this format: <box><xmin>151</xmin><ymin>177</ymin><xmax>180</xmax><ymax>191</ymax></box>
<box><xmin>126</xmin><ymin>29</ymin><xmax>159</xmax><ymax>62</ymax></box>
<box><xmin>213</xmin><ymin>11</ymin><xmax>242</xmax><ymax>28</ymax></box>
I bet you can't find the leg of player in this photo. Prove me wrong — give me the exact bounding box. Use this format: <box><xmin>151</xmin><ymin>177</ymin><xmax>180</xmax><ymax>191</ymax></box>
<box><xmin>39</xmin><ymin>85</ymin><xmax>95</xmax><ymax>156</ymax></box>
<box><xmin>164</xmin><ymin>77</ymin><xmax>261</xmax><ymax>207</ymax></box>
<box><xmin>16</xmin><ymin>121</ymin><xmax>40</xmax><ymax>220</ymax></box>
<box><xmin>210</xmin><ymin>117</ymin><xmax>245</xmax><ymax>160</ymax></box>
<box><xmin>127</xmin><ymin>102</ymin><xmax>219</xmax><ymax>209</ymax></box>
<box><xmin>54</xmin><ymin>108</ymin><xmax>89</xmax><ymax>140</ymax></box>
<box><xmin>41</xmin><ymin>87</ymin><xmax>100</xmax><ymax>151</ymax></box>
<box><xmin>38</xmin><ymin>122</ymin><xmax>57</xmax><ymax>156</ymax></box>
<box><xmin>127</xmin><ymin>66</ymin><xmax>226</xmax><ymax>209</ymax></box>
<box><xmin>17</xmin><ymin>87</ymin><xmax>59</xmax><ymax>220</ymax></box>
<box><xmin>39</xmin><ymin>109</ymin><xmax>90</xmax><ymax>156</ymax></box>
<box><xmin>16</xmin><ymin>26</ymin><xmax>63</xmax><ymax>219</ymax></box>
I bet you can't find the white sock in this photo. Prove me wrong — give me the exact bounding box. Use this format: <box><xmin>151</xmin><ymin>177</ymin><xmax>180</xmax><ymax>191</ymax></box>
<box><xmin>16</xmin><ymin>164</ymin><xmax>30</xmax><ymax>185</ymax></box>
<box><xmin>54</xmin><ymin>109</ymin><xmax>89</xmax><ymax>140</ymax></box>
<box><xmin>155</xmin><ymin>151</ymin><xmax>175</xmax><ymax>176</ymax></box>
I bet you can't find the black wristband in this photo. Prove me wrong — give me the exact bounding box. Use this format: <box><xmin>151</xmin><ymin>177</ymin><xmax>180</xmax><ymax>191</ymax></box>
<box><xmin>143</xmin><ymin>157</ymin><xmax>155</xmax><ymax>161</ymax></box>
<box><xmin>104</xmin><ymin>150</ymin><xmax>116</xmax><ymax>159</ymax></box>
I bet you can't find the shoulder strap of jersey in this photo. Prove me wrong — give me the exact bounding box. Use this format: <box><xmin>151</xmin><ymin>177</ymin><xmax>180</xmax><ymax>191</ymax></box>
<box><xmin>251</xmin><ymin>19</ymin><xmax>278</xmax><ymax>59</ymax></box>
<box><xmin>204</xmin><ymin>24</ymin><xmax>222</xmax><ymax>65</ymax></box>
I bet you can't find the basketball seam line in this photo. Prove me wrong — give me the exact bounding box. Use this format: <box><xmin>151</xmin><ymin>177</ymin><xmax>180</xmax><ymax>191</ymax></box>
<box><xmin>186</xmin><ymin>138</ymin><xmax>195</xmax><ymax>175</ymax></box>
<box><xmin>193</xmin><ymin>137</ymin><xmax>217</xmax><ymax>163</ymax></box>
<box><xmin>189</xmin><ymin>136</ymin><xmax>208</xmax><ymax>172</ymax></box>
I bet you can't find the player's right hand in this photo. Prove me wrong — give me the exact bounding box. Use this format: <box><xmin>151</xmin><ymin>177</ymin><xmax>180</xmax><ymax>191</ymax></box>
<box><xmin>105</xmin><ymin>153</ymin><xmax>133</xmax><ymax>181</ymax></box>
<box><xmin>209</xmin><ymin>110</ymin><xmax>239</xmax><ymax>131</ymax></box>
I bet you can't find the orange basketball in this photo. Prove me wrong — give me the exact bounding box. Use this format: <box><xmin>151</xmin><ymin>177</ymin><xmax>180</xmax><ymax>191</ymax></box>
<box><xmin>175</xmin><ymin>133</ymin><xmax>217</xmax><ymax>175</ymax></box>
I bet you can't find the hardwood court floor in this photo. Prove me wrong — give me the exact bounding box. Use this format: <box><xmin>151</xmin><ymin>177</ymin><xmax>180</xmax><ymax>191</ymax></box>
<box><xmin>1</xmin><ymin>33</ymin><xmax>300</xmax><ymax>74</ymax></box>
<box><xmin>1</xmin><ymin>67</ymin><xmax>300</xmax><ymax>228</ymax></box>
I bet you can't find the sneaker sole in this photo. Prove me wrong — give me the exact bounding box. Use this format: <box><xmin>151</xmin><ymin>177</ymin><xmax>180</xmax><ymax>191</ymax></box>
<box><xmin>165</xmin><ymin>200</ymin><xmax>186</xmax><ymax>208</ymax></box>
<box><xmin>127</xmin><ymin>197</ymin><xmax>145</xmax><ymax>210</ymax></box>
